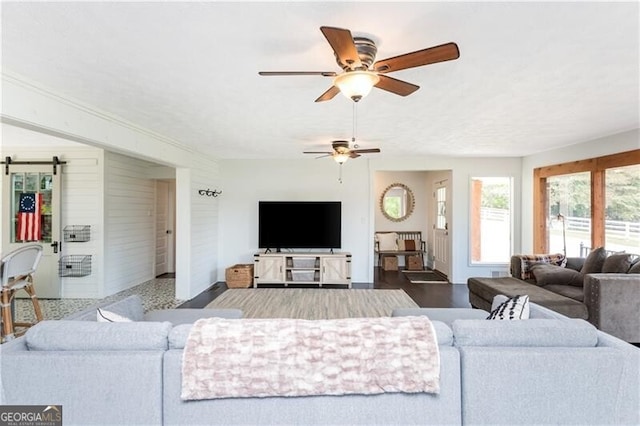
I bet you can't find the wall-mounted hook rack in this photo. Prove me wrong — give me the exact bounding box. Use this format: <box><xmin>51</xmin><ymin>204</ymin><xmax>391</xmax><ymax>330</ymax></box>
<box><xmin>198</xmin><ymin>189</ymin><xmax>222</xmax><ymax>197</ymax></box>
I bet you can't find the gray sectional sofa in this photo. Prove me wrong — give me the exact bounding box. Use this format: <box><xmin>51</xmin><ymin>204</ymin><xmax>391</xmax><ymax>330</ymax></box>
<box><xmin>468</xmin><ymin>249</ymin><xmax>640</xmax><ymax>343</ymax></box>
<box><xmin>1</xmin><ymin>294</ymin><xmax>639</xmax><ymax>425</ymax></box>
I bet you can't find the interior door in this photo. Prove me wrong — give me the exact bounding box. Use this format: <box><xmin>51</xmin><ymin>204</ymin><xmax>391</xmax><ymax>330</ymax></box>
<box><xmin>2</xmin><ymin>165</ymin><xmax>62</xmax><ymax>298</ymax></box>
<box><xmin>155</xmin><ymin>180</ymin><xmax>169</xmax><ymax>276</ymax></box>
<box><xmin>433</xmin><ymin>181</ymin><xmax>450</xmax><ymax>276</ymax></box>
<box><xmin>155</xmin><ymin>180</ymin><xmax>176</xmax><ymax>276</ymax></box>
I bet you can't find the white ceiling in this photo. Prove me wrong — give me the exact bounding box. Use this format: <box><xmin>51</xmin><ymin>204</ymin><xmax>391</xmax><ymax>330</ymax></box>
<box><xmin>2</xmin><ymin>2</ymin><xmax>639</xmax><ymax>160</ymax></box>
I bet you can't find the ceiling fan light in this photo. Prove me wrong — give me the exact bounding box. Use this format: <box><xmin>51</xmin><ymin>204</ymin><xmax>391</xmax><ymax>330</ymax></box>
<box><xmin>334</xmin><ymin>71</ymin><xmax>380</xmax><ymax>102</ymax></box>
<box><xmin>333</xmin><ymin>152</ymin><xmax>350</xmax><ymax>164</ymax></box>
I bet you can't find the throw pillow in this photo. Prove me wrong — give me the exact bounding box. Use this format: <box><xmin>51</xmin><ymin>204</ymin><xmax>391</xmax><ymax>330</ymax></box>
<box><xmin>377</xmin><ymin>232</ymin><xmax>398</xmax><ymax>251</ymax></box>
<box><xmin>530</xmin><ymin>263</ymin><xmax>584</xmax><ymax>287</ymax></box>
<box><xmin>518</xmin><ymin>253</ymin><xmax>566</xmax><ymax>280</ymax></box>
<box><xmin>601</xmin><ymin>253</ymin><xmax>634</xmax><ymax>273</ymax></box>
<box><xmin>97</xmin><ymin>308</ymin><xmax>133</xmax><ymax>322</ymax></box>
<box><xmin>628</xmin><ymin>259</ymin><xmax>640</xmax><ymax>274</ymax></box>
<box><xmin>580</xmin><ymin>247</ymin><xmax>607</xmax><ymax>274</ymax></box>
<box><xmin>398</xmin><ymin>239</ymin><xmax>420</xmax><ymax>251</ymax></box>
<box><xmin>487</xmin><ymin>295</ymin><xmax>530</xmax><ymax>320</ymax></box>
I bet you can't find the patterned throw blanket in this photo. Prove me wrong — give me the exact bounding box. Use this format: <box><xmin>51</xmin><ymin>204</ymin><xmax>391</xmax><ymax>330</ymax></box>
<box><xmin>181</xmin><ymin>316</ymin><xmax>440</xmax><ymax>400</ymax></box>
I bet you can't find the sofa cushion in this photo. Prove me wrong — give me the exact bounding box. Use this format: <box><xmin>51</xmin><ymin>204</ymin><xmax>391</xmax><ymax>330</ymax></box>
<box><xmin>467</xmin><ymin>277</ymin><xmax>589</xmax><ymax>319</ymax></box>
<box><xmin>487</xmin><ymin>295</ymin><xmax>530</xmax><ymax>320</ymax></box>
<box><xmin>144</xmin><ymin>308</ymin><xmax>243</xmax><ymax>325</ymax></box>
<box><xmin>602</xmin><ymin>253</ymin><xmax>634</xmax><ymax>273</ymax></box>
<box><xmin>452</xmin><ymin>319</ymin><xmax>598</xmax><ymax>347</ymax></box>
<box><xmin>25</xmin><ymin>320</ymin><xmax>171</xmax><ymax>351</ymax></box>
<box><xmin>580</xmin><ymin>247</ymin><xmax>607</xmax><ymax>274</ymax></box>
<box><xmin>97</xmin><ymin>308</ymin><xmax>133</xmax><ymax>322</ymax></box>
<box><xmin>530</xmin><ymin>263</ymin><xmax>584</xmax><ymax>287</ymax></box>
<box><xmin>564</xmin><ymin>257</ymin><xmax>586</xmax><ymax>272</ymax></box>
<box><xmin>64</xmin><ymin>295</ymin><xmax>145</xmax><ymax>321</ymax></box>
<box><xmin>628</xmin><ymin>259</ymin><xmax>640</xmax><ymax>274</ymax></box>
<box><xmin>540</xmin><ymin>284</ymin><xmax>584</xmax><ymax>302</ymax></box>
<box><xmin>516</xmin><ymin>253</ymin><xmax>566</xmax><ymax>280</ymax></box>
<box><xmin>168</xmin><ymin>324</ymin><xmax>193</xmax><ymax>349</ymax></box>
<box><xmin>392</xmin><ymin>307</ymin><xmax>490</xmax><ymax>327</ymax></box>
<box><xmin>376</xmin><ymin>232</ymin><xmax>398</xmax><ymax>251</ymax></box>
<box><xmin>492</xmin><ymin>295</ymin><xmax>572</xmax><ymax>319</ymax></box>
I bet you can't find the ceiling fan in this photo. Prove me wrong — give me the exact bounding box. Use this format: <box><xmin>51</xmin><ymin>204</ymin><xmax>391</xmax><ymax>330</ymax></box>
<box><xmin>259</xmin><ymin>26</ymin><xmax>460</xmax><ymax>103</ymax></box>
<box><xmin>304</xmin><ymin>140</ymin><xmax>380</xmax><ymax>164</ymax></box>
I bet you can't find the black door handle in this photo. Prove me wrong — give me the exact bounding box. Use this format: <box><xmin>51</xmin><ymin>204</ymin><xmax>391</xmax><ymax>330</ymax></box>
<box><xmin>51</xmin><ymin>241</ymin><xmax>59</xmax><ymax>254</ymax></box>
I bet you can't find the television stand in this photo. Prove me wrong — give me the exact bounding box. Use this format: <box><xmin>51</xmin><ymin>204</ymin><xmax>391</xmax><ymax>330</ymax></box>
<box><xmin>253</xmin><ymin>252</ymin><xmax>351</xmax><ymax>288</ymax></box>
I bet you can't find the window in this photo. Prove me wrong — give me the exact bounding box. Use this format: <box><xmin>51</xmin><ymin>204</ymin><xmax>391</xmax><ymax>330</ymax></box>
<box><xmin>605</xmin><ymin>164</ymin><xmax>640</xmax><ymax>254</ymax></box>
<box><xmin>435</xmin><ymin>186</ymin><xmax>446</xmax><ymax>229</ymax></box>
<box><xmin>470</xmin><ymin>177</ymin><xmax>513</xmax><ymax>264</ymax></box>
<box><xmin>10</xmin><ymin>171</ymin><xmax>53</xmax><ymax>243</ymax></box>
<box><xmin>533</xmin><ymin>150</ymin><xmax>640</xmax><ymax>254</ymax></box>
<box><xmin>547</xmin><ymin>172</ymin><xmax>591</xmax><ymax>256</ymax></box>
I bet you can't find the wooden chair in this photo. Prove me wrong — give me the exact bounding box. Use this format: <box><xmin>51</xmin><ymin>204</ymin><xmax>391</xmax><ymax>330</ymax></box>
<box><xmin>1</xmin><ymin>244</ymin><xmax>44</xmax><ymax>342</ymax></box>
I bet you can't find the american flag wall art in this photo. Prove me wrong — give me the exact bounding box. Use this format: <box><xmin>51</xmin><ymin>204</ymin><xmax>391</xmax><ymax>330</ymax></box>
<box><xmin>17</xmin><ymin>192</ymin><xmax>42</xmax><ymax>241</ymax></box>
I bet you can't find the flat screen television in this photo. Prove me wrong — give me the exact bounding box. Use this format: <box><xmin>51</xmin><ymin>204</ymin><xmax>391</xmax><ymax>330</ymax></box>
<box><xmin>258</xmin><ymin>201</ymin><xmax>341</xmax><ymax>251</ymax></box>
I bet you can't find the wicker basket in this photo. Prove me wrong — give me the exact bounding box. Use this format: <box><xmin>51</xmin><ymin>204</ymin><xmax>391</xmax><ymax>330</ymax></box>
<box><xmin>225</xmin><ymin>264</ymin><xmax>254</xmax><ymax>288</ymax></box>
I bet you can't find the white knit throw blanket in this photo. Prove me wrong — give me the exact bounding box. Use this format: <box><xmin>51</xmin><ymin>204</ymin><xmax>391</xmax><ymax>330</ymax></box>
<box><xmin>181</xmin><ymin>316</ymin><xmax>440</xmax><ymax>400</ymax></box>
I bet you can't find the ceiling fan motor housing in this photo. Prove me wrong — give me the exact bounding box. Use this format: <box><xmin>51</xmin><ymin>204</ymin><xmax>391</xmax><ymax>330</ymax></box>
<box><xmin>259</xmin><ymin>26</ymin><xmax>460</xmax><ymax>103</ymax></box>
<box><xmin>332</xmin><ymin>140</ymin><xmax>350</xmax><ymax>152</ymax></box>
<box><xmin>336</xmin><ymin>37</ymin><xmax>377</xmax><ymax>71</ymax></box>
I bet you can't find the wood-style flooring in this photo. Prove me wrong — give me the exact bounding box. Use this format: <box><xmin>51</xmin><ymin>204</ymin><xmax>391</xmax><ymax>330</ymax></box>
<box><xmin>178</xmin><ymin>268</ymin><xmax>471</xmax><ymax>309</ymax></box>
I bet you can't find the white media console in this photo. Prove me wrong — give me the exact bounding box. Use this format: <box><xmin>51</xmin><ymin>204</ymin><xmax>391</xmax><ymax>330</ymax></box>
<box><xmin>253</xmin><ymin>252</ymin><xmax>352</xmax><ymax>288</ymax></box>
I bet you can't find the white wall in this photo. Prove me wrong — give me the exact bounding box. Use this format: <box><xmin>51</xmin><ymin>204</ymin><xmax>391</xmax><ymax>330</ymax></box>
<box><xmin>103</xmin><ymin>151</ymin><xmax>156</xmax><ymax>295</ymax></box>
<box><xmin>0</xmin><ymin>142</ymin><xmax>105</xmax><ymax>297</ymax></box>
<box><xmin>220</xmin><ymin>156</ymin><xmax>522</xmax><ymax>285</ymax></box>
<box><xmin>373</xmin><ymin>171</ymin><xmax>431</xmax><ymax>268</ymax></box>
<box><xmin>374</xmin><ymin>171</ymin><xmax>430</xmax><ymax>235</ymax></box>
<box><xmin>181</xmin><ymin>157</ymin><xmax>222</xmax><ymax>299</ymax></box>
<box><xmin>371</xmin><ymin>156</ymin><xmax>523</xmax><ymax>284</ymax></box>
<box><xmin>4</xmin><ymin>74</ymin><xmax>636</xmax><ymax>296</ymax></box>
<box><xmin>219</xmin><ymin>159</ymin><xmax>371</xmax><ymax>283</ymax></box>
<box><xmin>520</xmin><ymin>128</ymin><xmax>640</xmax><ymax>252</ymax></box>
<box><xmin>2</xmin><ymin>74</ymin><xmax>221</xmax><ymax>299</ymax></box>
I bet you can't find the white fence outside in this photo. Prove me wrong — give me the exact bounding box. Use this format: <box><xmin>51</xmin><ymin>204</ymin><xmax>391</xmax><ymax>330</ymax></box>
<box><xmin>549</xmin><ymin>215</ymin><xmax>639</xmax><ymax>256</ymax></box>
<box><xmin>479</xmin><ymin>209</ymin><xmax>640</xmax><ymax>259</ymax></box>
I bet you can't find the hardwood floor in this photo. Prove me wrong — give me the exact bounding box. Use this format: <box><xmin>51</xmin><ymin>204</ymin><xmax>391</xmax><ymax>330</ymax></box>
<box><xmin>178</xmin><ymin>267</ymin><xmax>471</xmax><ymax>309</ymax></box>
<box><xmin>372</xmin><ymin>268</ymin><xmax>471</xmax><ymax>308</ymax></box>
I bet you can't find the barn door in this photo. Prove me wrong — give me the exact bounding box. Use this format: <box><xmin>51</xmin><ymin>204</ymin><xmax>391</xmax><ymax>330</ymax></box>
<box><xmin>2</xmin><ymin>163</ymin><xmax>62</xmax><ymax>298</ymax></box>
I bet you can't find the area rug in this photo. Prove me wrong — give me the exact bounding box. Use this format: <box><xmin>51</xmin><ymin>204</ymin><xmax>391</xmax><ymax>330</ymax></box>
<box><xmin>204</xmin><ymin>288</ymin><xmax>418</xmax><ymax>320</ymax></box>
<box><xmin>403</xmin><ymin>270</ymin><xmax>449</xmax><ymax>284</ymax></box>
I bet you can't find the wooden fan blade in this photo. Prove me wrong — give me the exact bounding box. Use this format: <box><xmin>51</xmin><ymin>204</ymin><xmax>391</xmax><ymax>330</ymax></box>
<box><xmin>315</xmin><ymin>85</ymin><xmax>341</xmax><ymax>102</ymax></box>
<box><xmin>320</xmin><ymin>26</ymin><xmax>362</xmax><ymax>70</ymax></box>
<box><xmin>303</xmin><ymin>151</ymin><xmax>333</xmax><ymax>154</ymax></box>
<box><xmin>258</xmin><ymin>71</ymin><xmax>337</xmax><ymax>77</ymax></box>
<box><xmin>373</xmin><ymin>42</ymin><xmax>460</xmax><ymax>73</ymax></box>
<box><xmin>351</xmin><ymin>148</ymin><xmax>381</xmax><ymax>154</ymax></box>
<box><xmin>349</xmin><ymin>152</ymin><xmax>361</xmax><ymax>159</ymax></box>
<box><xmin>375</xmin><ymin>75</ymin><xmax>419</xmax><ymax>96</ymax></box>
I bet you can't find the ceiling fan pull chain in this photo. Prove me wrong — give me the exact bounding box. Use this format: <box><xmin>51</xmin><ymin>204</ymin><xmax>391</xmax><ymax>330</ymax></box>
<box><xmin>352</xmin><ymin>102</ymin><xmax>358</xmax><ymax>148</ymax></box>
<box><xmin>338</xmin><ymin>163</ymin><xmax>343</xmax><ymax>184</ymax></box>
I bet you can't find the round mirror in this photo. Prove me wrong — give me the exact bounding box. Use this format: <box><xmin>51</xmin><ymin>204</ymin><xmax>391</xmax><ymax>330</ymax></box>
<box><xmin>380</xmin><ymin>183</ymin><xmax>415</xmax><ymax>222</ymax></box>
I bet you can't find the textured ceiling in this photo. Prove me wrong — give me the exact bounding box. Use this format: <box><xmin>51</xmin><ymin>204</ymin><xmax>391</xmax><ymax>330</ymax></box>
<box><xmin>2</xmin><ymin>2</ymin><xmax>639</xmax><ymax>159</ymax></box>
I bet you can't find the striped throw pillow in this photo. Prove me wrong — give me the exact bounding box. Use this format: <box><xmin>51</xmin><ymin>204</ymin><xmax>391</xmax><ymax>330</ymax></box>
<box><xmin>487</xmin><ymin>295</ymin><xmax>530</xmax><ymax>320</ymax></box>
